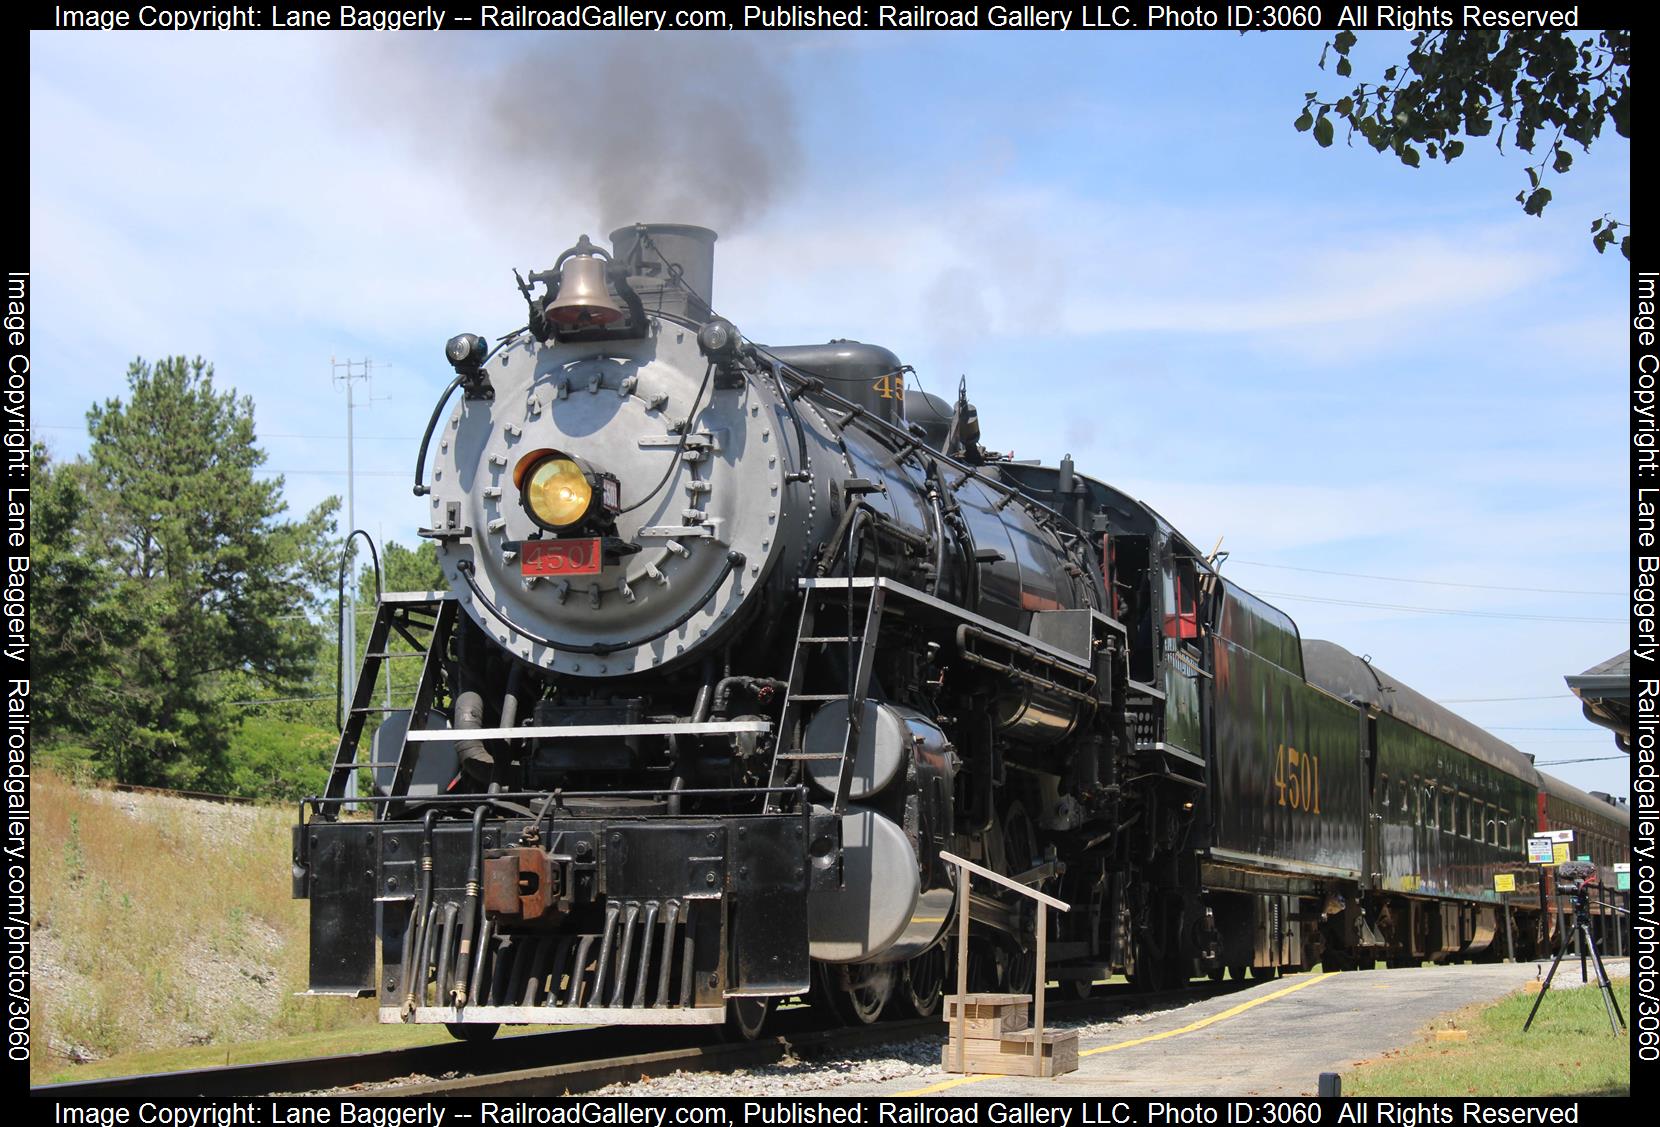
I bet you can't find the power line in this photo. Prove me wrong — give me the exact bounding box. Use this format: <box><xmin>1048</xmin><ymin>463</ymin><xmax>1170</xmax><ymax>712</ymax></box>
<box><xmin>1232</xmin><ymin>559</ymin><xmax>1617</xmax><ymax>597</ymax></box>
<box><xmin>1438</xmin><ymin>694</ymin><xmax>1575</xmax><ymax>703</ymax></box>
<box><xmin>1532</xmin><ymin>755</ymin><xmax>1628</xmax><ymax>766</ymax></box>
<box><xmin>1253</xmin><ymin>589</ymin><xmax>1622</xmax><ymax>624</ymax></box>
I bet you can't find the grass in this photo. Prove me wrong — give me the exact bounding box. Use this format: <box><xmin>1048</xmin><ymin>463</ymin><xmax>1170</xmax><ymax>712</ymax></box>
<box><xmin>29</xmin><ymin>771</ymin><xmax>382</xmax><ymax>1084</ymax></box>
<box><xmin>33</xmin><ymin>1020</ymin><xmax>563</xmax><ymax>1087</ymax></box>
<box><xmin>1345</xmin><ymin>977</ymin><xmax>1631</xmax><ymax>1097</ymax></box>
<box><xmin>34</xmin><ymin>1022</ymin><xmax>459</xmax><ymax>1086</ymax></box>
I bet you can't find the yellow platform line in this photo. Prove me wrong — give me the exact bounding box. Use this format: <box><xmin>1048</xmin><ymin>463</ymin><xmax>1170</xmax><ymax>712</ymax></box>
<box><xmin>899</xmin><ymin>972</ymin><xmax>1336</xmax><ymax>1096</ymax></box>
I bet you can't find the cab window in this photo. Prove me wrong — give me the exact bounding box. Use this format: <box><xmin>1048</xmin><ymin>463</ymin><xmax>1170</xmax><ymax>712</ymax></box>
<box><xmin>1161</xmin><ymin>555</ymin><xmax>1201</xmax><ymax>642</ymax></box>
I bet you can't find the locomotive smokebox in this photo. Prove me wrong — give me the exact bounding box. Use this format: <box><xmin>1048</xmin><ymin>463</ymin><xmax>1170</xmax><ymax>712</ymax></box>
<box><xmin>610</xmin><ymin>223</ymin><xmax>717</xmax><ymax>322</ymax></box>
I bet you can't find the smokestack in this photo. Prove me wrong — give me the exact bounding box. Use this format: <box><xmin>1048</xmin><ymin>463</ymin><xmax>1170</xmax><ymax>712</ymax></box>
<box><xmin>610</xmin><ymin>223</ymin><xmax>717</xmax><ymax>324</ymax></box>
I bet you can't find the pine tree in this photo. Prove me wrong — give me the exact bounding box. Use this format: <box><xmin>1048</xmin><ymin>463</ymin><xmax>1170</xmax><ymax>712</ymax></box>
<box><xmin>29</xmin><ymin>446</ymin><xmax>141</xmax><ymax>757</ymax></box>
<box><xmin>51</xmin><ymin>356</ymin><xmax>339</xmax><ymax>788</ymax></box>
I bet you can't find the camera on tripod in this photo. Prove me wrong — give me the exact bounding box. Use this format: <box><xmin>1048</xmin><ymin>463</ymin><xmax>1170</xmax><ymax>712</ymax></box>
<box><xmin>1525</xmin><ymin>859</ymin><xmax>1625</xmax><ymax>1036</ymax></box>
<box><xmin>1555</xmin><ymin>860</ymin><xmax>1598</xmax><ymax>895</ymax></box>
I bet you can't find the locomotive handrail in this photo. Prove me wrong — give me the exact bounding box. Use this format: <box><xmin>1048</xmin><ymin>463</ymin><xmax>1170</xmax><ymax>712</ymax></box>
<box><xmin>300</xmin><ymin>784</ymin><xmax>809</xmax><ymax>824</ymax></box>
<box><xmin>305</xmin><ymin>785</ymin><xmax>804</xmax><ymax>807</ymax></box>
<box><xmin>413</xmin><ymin>330</ymin><xmax>527</xmax><ymax>497</ymax></box>
<box><xmin>403</xmin><ymin>720</ymin><xmax>771</xmax><ymax>741</ymax></box>
<box><xmin>939</xmin><ymin>849</ymin><xmax>1069</xmax><ymax>1078</ymax></box>
<box><xmin>955</xmin><ymin>623</ymin><xmax>1099</xmax><ymax>705</ymax></box>
<box><xmin>411</xmin><ymin>373</ymin><xmax>467</xmax><ymax>497</ymax></box>
<box><xmin>777</xmin><ymin>360</ymin><xmax>1085</xmax><ymax>538</ymax></box>
<box><xmin>803</xmin><ymin>577</ymin><xmax>1093</xmax><ymax>673</ymax></box>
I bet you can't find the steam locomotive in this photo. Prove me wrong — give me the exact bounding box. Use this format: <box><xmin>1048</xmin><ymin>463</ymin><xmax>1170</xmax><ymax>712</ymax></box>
<box><xmin>293</xmin><ymin>224</ymin><xmax>1629</xmax><ymax>1038</ymax></box>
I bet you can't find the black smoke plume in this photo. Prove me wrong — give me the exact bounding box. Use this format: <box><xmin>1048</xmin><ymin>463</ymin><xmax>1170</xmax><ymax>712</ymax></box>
<box><xmin>351</xmin><ymin>34</ymin><xmax>801</xmax><ymax>234</ymax></box>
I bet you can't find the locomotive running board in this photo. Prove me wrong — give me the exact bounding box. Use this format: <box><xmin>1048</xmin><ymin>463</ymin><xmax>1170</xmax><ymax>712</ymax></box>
<box><xmin>1207</xmin><ymin>846</ymin><xmax>1362</xmax><ymax>882</ymax></box>
<box><xmin>800</xmin><ymin>576</ymin><xmax>1109</xmax><ymax>671</ymax></box>
<box><xmin>383</xmin><ymin>1006</ymin><xmax>726</xmax><ymax>1025</ymax></box>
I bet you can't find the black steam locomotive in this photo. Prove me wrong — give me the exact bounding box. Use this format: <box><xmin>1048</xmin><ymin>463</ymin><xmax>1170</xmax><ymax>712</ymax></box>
<box><xmin>293</xmin><ymin>224</ymin><xmax>1628</xmax><ymax>1038</ymax></box>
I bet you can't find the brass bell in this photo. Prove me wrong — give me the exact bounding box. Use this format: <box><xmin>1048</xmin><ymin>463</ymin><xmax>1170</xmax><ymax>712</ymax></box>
<box><xmin>546</xmin><ymin>237</ymin><xmax>624</xmax><ymax>328</ymax></box>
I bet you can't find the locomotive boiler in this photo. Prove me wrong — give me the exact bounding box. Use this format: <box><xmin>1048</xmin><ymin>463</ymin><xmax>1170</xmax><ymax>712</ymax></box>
<box><xmin>293</xmin><ymin>223</ymin><xmax>1627</xmax><ymax>1040</ymax></box>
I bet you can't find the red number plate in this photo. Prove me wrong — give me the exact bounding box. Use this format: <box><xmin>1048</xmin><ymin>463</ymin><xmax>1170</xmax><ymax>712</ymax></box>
<box><xmin>521</xmin><ymin>538</ymin><xmax>603</xmax><ymax>577</ymax></box>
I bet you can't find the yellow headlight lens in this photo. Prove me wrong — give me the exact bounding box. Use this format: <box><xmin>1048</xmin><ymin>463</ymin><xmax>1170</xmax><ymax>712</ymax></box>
<box><xmin>524</xmin><ymin>457</ymin><xmax>593</xmax><ymax>528</ymax></box>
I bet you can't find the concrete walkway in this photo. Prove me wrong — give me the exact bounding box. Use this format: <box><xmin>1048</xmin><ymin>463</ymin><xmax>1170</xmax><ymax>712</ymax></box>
<box><xmin>840</xmin><ymin>958</ymin><xmax>1629</xmax><ymax>1098</ymax></box>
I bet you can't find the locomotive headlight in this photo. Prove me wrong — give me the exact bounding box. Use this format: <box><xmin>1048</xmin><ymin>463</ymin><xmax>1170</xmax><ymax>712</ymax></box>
<box><xmin>515</xmin><ymin>450</ymin><xmax>620</xmax><ymax>533</ymax></box>
<box><xmin>524</xmin><ymin>456</ymin><xmax>594</xmax><ymax>529</ymax></box>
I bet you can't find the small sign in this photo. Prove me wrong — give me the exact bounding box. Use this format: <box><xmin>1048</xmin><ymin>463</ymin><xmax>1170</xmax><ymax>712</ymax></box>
<box><xmin>1577</xmin><ymin>855</ymin><xmax>1592</xmax><ymax>863</ymax></box>
<box><xmin>1616</xmin><ymin>862</ymin><xmax>1632</xmax><ymax>891</ymax></box>
<box><xmin>1552</xmin><ymin>843</ymin><xmax>1570</xmax><ymax>865</ymax></box>
<box><xmin>1494</xmin><ymin>873</ymin><xmax>1516</xmax><ymax>893</ymax></box>
<box><xmin>1544</xmin><ymin>829</ymin><xmax>1576</xmax><ymax>843</ymax></box>
<box><xmin>521</xmin><ymin>537</ymin><xmax>604</xmax><ymax>577</ymax></box>
<box><xmin>1527</xmin><ymin>836</ymin><xmax>1555</xmax><ymax>864</ymax></box>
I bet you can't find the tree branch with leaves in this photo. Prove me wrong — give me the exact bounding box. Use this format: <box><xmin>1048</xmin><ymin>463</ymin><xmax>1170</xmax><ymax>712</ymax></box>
<box><xmin>1296</xmin><ymin>29</ymin><xmax>1629</xmax><ymax>258</ymax></box>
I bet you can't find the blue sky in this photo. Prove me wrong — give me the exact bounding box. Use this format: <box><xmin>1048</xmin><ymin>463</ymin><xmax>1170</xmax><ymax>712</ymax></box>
<box><xmin>30</xmin><ymin>30</ymin><xmax>1631</xmax><ymax>799</ymax></box>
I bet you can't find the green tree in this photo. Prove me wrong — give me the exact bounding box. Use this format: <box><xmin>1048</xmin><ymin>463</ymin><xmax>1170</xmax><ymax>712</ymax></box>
<box><xmin>61</xmin><ymin>356</ymin><xmax>339</xmax><ymax>788</ymax></box>
<box><xmin>225</xmin><ymin>716</ymin><xmax>336</xmax><ymax>801</ymax></box>
<box><xmin>29</xmin><ymin>445</ymin><xmax>142</xmax><ymax>758</ymax></box>
<box><xmin>1297</xmin><ymin>30</ymin><xmax>1630</xmax><ymax>257</ymax></box>
<box><xmin>356</xmin><ymin>539</ymin><xmax>446</xmax><ymax>606</ymax></box>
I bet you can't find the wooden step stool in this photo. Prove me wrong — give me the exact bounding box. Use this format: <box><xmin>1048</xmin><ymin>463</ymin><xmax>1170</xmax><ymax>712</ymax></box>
<box><xmin>942</xmin><ymin>993</ymin><xmax>1079</xmax><ymax>1077</ymax></box>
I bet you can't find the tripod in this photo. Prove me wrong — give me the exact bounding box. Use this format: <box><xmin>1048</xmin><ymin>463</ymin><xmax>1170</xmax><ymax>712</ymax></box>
<box><xmin>1523</xmin><ymin>882</ymin><xmax>1625</xmax><ymax>1035</ymax></box>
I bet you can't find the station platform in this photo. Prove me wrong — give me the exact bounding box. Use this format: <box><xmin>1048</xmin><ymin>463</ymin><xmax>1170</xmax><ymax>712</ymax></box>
<box><xmin>840</xmin><ymin>958</ymin><xmax>1629</xmax><ymax>1098</ymax></box>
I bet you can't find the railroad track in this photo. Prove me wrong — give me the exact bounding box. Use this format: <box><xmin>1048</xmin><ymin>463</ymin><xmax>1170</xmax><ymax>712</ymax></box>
<box><xmin>37</xmin><ymin>980</ymin><xmax>1251</xmax><ymax>1099</ymax></box>
<box><xmin>34</xmin><ymin>1021</ymin><xmax>696</xmax><ymax>1099</ymax></box>
<box><xmin>373</xmin><ymin>1011</ymin><xmax>945</xmax><ymax>1098</ymax></box>
<box><xmin>109</xmin><ymin>782</ymin><xmax>257</xmax><ymax>806</ymax></box>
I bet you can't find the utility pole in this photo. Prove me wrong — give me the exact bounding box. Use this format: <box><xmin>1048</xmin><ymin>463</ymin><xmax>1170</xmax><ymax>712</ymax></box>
<box><xmin>333</xmin><ymin>358</ymin><xmax>375</xmax><ymax>800</ymax></box>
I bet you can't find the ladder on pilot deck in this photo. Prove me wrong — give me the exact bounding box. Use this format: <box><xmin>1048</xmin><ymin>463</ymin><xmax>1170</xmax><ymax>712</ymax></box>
<box><xmin>321</xmin><ymin>592</ymin><xmax>457</xmax><ymax>821</ymax></box>
<box><xmin>763</xmin><ymin>580</ymin><xmax>886</xmax><ymax>815</ymax></box>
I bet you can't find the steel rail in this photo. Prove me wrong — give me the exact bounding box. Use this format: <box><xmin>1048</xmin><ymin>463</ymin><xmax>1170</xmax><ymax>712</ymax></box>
<box><xmin>35</xmin><ymin>981</ymin><xmax>1249</xmax><ymax>1098</ymax></box>
<box><xmin>32</xmin><ymin>1023</ymin><xmax>687</xmax><ymax>1098</ymax></box>
<box><xmin>370</xmin><ymin>981</ymin><xmax>1251</xmax><ymax>1098</ymax></box>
